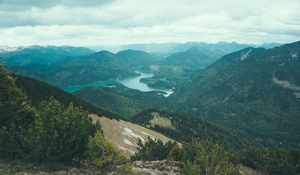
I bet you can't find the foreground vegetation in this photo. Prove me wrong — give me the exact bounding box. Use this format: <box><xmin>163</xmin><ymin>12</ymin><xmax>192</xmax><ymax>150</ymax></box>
<box><xmin>0</xmin><ymin>64</ymin><xmax>130</xmax><ymax>173</ymax></box>
<box><xmin>132</xmin><ymin>138</ymin><xmax>300</xmax><ymax>175</ymax></box>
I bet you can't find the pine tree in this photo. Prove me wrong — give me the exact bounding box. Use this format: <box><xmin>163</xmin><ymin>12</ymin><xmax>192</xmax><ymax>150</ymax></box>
<box><xmin>0</xmin><ymin>64</ymin><xmax>34</xmax><ymax>128</ymax></box>
<box><xmin>0</xmin><ymin>64</ymin><xmax>35</xmax><ymax>157</ymax></box>
<box><xmin>34</xmin><ymin>98</ymin><xmax>99</xmax><ymax>162</ymax></box>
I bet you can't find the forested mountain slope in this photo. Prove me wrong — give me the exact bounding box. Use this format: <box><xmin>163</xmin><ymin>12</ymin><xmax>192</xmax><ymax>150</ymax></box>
<box><xmin>132</xmin><ymin>109</ymin><xmax>253</xmax><ymax>149</ymax></box>
<box><xmin>14</xmin><ymin>75</ymin><xmax>119</xmax><ymax>119</ymax></box>
<box><xmin>173</xmin><ymin>41</ymin><xmax>300</xmax><ymax>147</ymax></box>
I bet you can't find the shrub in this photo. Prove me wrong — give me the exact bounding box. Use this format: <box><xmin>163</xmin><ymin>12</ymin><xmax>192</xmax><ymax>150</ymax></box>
<box><xmin>86</xmin><ymin>131</ymin><xmax>127</xmax><ymax>168</ymax></box>
<box><xmin>238</xmin><ymin>147</ymin><xmax>300</xmax><ymax>175</ymax></box>
<box><xmin>131</xmin><ymin>137</ymin><xmax>178</xmax><ymax>161</ymax></box>
<box><xmin>0</xmin><ymin>64</ymin><xmax>35</xmax><ymax>158</ymax></box>
<box><xmin>179</xmin><ymin>143</ymin><xmax>240</xmax><ymax>175</ymax></box>
<box><xmin>32</xmin><ymin>98</ymin><xmax>100</xmax><ymax>162</ymax></box>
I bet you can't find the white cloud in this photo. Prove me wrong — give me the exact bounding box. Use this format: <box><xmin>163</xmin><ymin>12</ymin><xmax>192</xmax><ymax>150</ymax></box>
<box><xmin>0</xmin><ymin>0</ymin><xmax>299</xmax><ymax>46</ymax></box>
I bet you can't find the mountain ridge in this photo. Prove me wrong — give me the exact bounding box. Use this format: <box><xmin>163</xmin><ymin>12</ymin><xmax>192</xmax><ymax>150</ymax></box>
<box><xmin>172</xmin><ymin>41</ymin><xmax>300</xmax><ymax>147</ymax></box>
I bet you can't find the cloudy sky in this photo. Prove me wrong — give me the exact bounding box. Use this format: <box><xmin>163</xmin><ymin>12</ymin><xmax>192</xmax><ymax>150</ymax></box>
<box><xmin>0</xmin><ymin>0</ymin><xmax>299</xmax><ymax>47</ymax></box>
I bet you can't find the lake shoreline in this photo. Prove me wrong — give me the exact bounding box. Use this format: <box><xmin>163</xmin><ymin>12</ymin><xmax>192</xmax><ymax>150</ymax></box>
<box><xmin>63</xmin><ymin>70</ymin><xmax>174</xmax><ymax>97</ymax></box>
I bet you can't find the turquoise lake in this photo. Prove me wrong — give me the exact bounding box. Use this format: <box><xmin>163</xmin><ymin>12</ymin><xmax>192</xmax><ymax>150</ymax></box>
<box><xmin>63</xmin><ymin>71</ymin><xmax>174</xmax><ymax>97</ymax></box>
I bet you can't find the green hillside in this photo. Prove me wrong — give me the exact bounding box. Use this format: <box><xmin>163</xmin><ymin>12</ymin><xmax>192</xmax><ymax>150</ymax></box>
<box><xmin>173</xmin><ymin>41</ymin><xmax>300</xmax><ymax>148</ymax></box>
<box><xmin>14</xmin><ymin>75</ymin><xmax>120</xmax><ymax>119</ymax></box>
<box><xmin>132</xmin><ymin>109</ymin><xmax>253</xmax><ymax>149</ymax></box>
<box><xmin>75</xmin><ymin>84</ymin><xmax>170</xmax><ymax>117</ymax></box>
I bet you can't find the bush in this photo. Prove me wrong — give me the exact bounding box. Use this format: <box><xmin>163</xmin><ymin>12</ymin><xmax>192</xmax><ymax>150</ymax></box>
<box><xmin>131</xmin><ymin>137</ymin><xmax>178</xmax><ymax>161</ymax></box>
<box><xmin>31</xmin><ymin>98</ymin><xmax>100</xmax><ymax>162</ymax></box>
<box><xmin>86</xmin><ymin>131</ymin><xmax>127</xmax><ymax>168</ymax></box>
<box><xmin>238</xmin><ymin>147</ymin><xmax>300</xmax><ymax>175</ymax></box>
<box><xmin>0</xmin><ymin>64</ymin><xmax>35</xmax><ymax>158</ymax></box>
<box><xmin>178</xmin><ymin>143</ymin><xmax>240</xmax><ymax>175</ymax></box>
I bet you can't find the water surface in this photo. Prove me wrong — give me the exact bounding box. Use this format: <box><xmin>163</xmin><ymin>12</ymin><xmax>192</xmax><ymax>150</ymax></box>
<box><xmin>119</xmin><ymin>71</ymin><xmax>174</xmax><ymax>97</ymax></box>
<box><xmin>63</xmin><ymin>71</ymin><xmax>174</xmax><ymax>97</ymax></box>
<box><xmin>63</xmin><ymin>79</ymin><xmax>115</xmax><ymax>93</ymax></box>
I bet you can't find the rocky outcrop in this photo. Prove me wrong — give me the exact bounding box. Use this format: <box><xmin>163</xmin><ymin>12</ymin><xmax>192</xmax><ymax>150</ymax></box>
<box><xmin>131</xmin><ymin>160</ymin><xmax>181</xmax><ymax>175</ymax></box>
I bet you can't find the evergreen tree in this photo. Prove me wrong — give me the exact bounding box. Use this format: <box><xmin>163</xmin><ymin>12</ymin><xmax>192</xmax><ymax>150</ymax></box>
<box><xmin>131</xmin><ymin>137</ymin><xmax>178</xmax><ymax>161</ymax></box>
<box><xmin>179</xmin><ymin>143</ymin><xmax>240</xmax><ymax>175</ymax></box>
<box><xmin>33</xmin><ymin>98</ymin><xmax>100</xmax><ymax>162</ymax></box>
<box><xmin>86</xmin><ymin>131</ymin><xmax>127</xmax><ymax>168</ymax></box>
<box><xmin>0</xmin><ymin>64</ymin><xmax>35</xmax><ymax>157</ymax></box>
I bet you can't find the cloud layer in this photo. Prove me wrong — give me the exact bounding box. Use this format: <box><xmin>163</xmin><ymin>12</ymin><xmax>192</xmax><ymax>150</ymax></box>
<box><xmin>0</xmin><ymin>0</ymin><xmax>299</xmax><ymax>46</ymax></box>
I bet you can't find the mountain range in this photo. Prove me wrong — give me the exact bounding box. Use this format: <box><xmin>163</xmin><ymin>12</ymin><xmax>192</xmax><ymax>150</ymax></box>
<box><xmin>172</xmin><ymin>41</ymin><xmax>300</xmax><ymax>147</ymax></box>
<box><xmin>1</xmin><ymin>41</ymin><xmax>299</xmax><ymax>148</ymax></box>
<box><xmin>1</xmin><ymin>40</ymin><xmax>299</xmax><ymax>174</ymax></box>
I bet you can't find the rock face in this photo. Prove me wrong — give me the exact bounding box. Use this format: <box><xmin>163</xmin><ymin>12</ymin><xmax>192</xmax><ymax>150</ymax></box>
<box><xmin>131</xmin><ymin>160</ymin><xmax>181</xmax><ymax>175</ymax></box>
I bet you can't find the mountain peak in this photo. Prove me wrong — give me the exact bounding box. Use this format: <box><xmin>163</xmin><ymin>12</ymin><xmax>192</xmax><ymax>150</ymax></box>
<box><xmin>117</xmin><ymin>49</ymin><xmax>147</xmax><ymax>55</ymax></box>
<box><xmin>91</xmin><ymin>50</ymin><xmax>115</xmax><ymax>58</ymax></box>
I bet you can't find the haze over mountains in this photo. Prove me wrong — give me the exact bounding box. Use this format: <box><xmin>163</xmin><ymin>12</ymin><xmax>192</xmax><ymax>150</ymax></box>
<box><xmin>115</xmin><ymin>42</ymin><xmax>282</xmax><ymax>54</ymax></box>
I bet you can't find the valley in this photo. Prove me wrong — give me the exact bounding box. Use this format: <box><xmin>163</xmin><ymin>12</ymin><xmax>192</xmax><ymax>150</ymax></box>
<box><xmin>1</xmin><ymin>41</ymin><xmax>299</xmax><ymax>175</ymax></box>
<box><xmin>1</xmin><ymin>1</ymin><xmax>299</xmax><ymax>174</ymax></box>
<box><xmin>3</xmin><ymin>42</ymin><xmax>300</xmax><ymax>148</ymax></box>
<box><xmin>63</xmin><ymin>70</ymin><xmax>174</xmax><ymax>97</ymax></box>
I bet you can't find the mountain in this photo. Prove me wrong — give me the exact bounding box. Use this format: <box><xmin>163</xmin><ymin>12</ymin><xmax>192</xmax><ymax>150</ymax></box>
<box><xmin>0</xmin><ymin>46</ymin><xmax>19</xmax><ymax>53</ymax></box>
<box><xmin>3</xmin><ymin>44</ymin><xmax>232</xmax><ymax>91</ymax></box>
<box><xmin>5</xmin><ymin>48</ymin><xmax>162</xmax><ymax>88</ymax></box>
<box><xmin>2</xmin><ymin>45</ymin><xmax>95</xmax><ymax>66</ymax></box>
<box><xmin>74</xmin><ymin>83</ymin><xmax>254</xmax><ymax>149</ymax></box>
<box><xmin>116</xmin><ymin>49</ymin><xmax>164</xmax><ymax>67</ymax></box>
<box><xmin>74</xmin><ymin>84</ymin><xmax>170</xmax><ymax>117</ymax></box>
<box><xmin>132</xmin><ymin>109</ymin><xmax>253</xmax><ymax>149</ymax></box>
<box><xmin>140</xmin><ymin>46</ymin><xmax>221</xmax><ymax>89</ymax></box>
<box><xmin>90</xmin><ymin>114</ymin><xmax>179</xmax><ymax>158</ymax></box>
<box><xmin>10</xmin><ymin>69</ymin><xmax>179</xmax><ymax>158</ymax></box>
<box><xmin>14</xmin><ymin>75</ymin><xmax>119</xmax><ymax>119</ymax></box>
<box><xmin>164</xmin><ymin>46</ymin><xmax>219</xmax><ymax>70</ymax></box>
<box><xmin>1</xmin><ymin>41</ymin><xmax>298</xmax><ymax>174</ymax></box>
<box><xmin>173</xmin><ymin>41</ymin><xmax>300</xmax><ymax>147</ymax></box>
<box><xmin>260</xmin><ymin>42</ymin><xmax>282</xmax><ymax>49</ymax></box>
<box><xmin>119</xmin><ymin>41</ymin><xmax>281</xmax><ymax>55</ymax></box>
<box><xmin>46</xmin><ymin>50</ymin><xmax>135</xmax><ymax>87</ymax></box>
<box><xmin>2</xmin><ymin>45</ymin><xmax>100</xmax><ymax>87</ymax></box>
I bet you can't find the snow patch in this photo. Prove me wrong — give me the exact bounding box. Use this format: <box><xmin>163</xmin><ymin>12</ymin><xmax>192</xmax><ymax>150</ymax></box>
<box><xmin>123</xmin><ymin>127</ymin><xmax>145</xmax><ymax>143</ymax></box>
<box><xmin>163</xmin><ymin>89</ymin><xmax>174</xmax><ymax>97</ymax></box>
<box><xmin>124</xmin><ymin>138</ymin><xmax>134</xmax><ymax>146</ymax></box>
<box><xmin>222</xmin><ymin>95</ymin><xmax>230</xmax><ymax>103</ymax></box>
<box><xmin>241</xmin><ymin>49</ymin><xmax>252</xmax><ymax>61</ymax></box>
<box><xmin>118</xmin><ymin>145</ymin><xmax>135</xmax><ymax>155</ymax></box>
<box><xmin>272</xmin><ymin>75</ymin><xmax>300</xmax><ymax>98</ymax></box>
<box><xmin>294</xmin><ymin>92</ymin><xmax>300</xmax><ymax>98</ymax></box>
<box><xmin>0</xmin><ymin>46</ymin><xmax>19</xmax><ymax>52</ymax></box>
<box><xmin>290</xmin><ymin>52</ymin><xmax>298</xmax><ymax>59</ymax></box>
